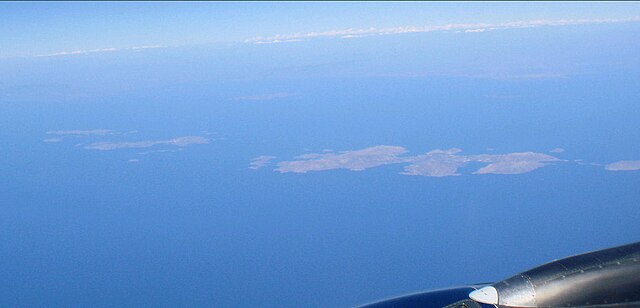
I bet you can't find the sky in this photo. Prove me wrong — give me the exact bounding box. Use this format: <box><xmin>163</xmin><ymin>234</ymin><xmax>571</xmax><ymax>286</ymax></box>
<box><xmin>2</xmin><ymin>2</ymin><xmax>640</xmax><ymax>58</ymax></box>
<box><xmin>2</xmin><ymin>2</ymin><xmax>640</xmax><ymax>307</ymax></box>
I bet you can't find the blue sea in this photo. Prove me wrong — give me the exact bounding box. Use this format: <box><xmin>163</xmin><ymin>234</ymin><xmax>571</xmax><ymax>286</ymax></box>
<box><xmin>1</xmin><ymin>22</ymin><xmax>640</xmax><ymax>306</ymax></box>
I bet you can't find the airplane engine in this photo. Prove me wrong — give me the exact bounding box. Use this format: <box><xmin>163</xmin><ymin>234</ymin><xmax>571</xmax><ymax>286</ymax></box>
<box><xmin>361</xmin><ymin>242</ymin><xmax>640</xmax><ymax>308</ymax></box>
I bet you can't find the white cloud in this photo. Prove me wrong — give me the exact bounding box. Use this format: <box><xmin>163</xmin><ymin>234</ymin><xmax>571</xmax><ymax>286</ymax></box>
<box><xmin>131</xmin><ymin>45</ymin><xmax>166</xmax><ymax>50</ymax></box>
<box><xmin>604</xmin><ymin>160</ymin><xmax>640</xmax><ymax>171</ymax></box>
<box><xmin>245</xmin><ymin>16</ymin><xmax>640</xmax><ymax>44</ymax></box>
<box><xmin>36</xmin><ymin>48</ymin><xmax>118</xmax><ymax>58</ymax></box>
<box><xmin>35</xmin><ymin>45</ymin><xmax>166</xmax><ymax>58</ymax></box>
<box><xmin>254</xmin><ymin>39</ymin><xmax>304</xmax><ymax>45</ymax></box>
<box><xmin>464</xmin><ymin>28</ymin><xmax>489</xmax><ymax>33</ymax></box>
<box><xmin>549</xmin><ymin>148</ymin><xmax>565</xmax><ymax>153</ymax></box>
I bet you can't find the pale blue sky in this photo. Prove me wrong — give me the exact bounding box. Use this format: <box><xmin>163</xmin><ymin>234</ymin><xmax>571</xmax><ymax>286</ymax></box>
<box><xmin>2</xmin><ymin>2</ymin><xmax>640</xmax><ymax>58</ymax></box>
